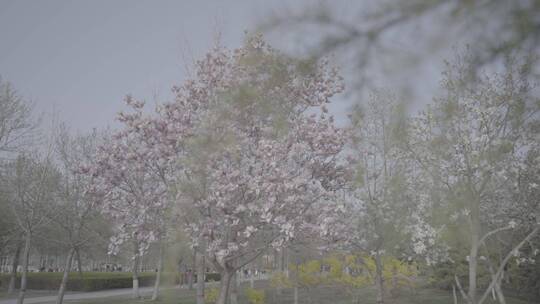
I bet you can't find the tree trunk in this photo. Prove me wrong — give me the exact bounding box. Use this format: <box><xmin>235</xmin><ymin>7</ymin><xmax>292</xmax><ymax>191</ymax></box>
<box><xmin>151</xmin><ymin>241</ymin><xmax>164</xmax><ymax>301</ymax></box>
<box><xmin>196</xmin><ymin>252</ymin><xmax>205</xmax><ymax>304</ymax></box>
<box><xmin>132</xmin><ymin>260</ymin><xmax>140</xmax><ymax>298</ymax></box>
<box><xmin>477</xmin><ymin>226</ymin><xmax>539</xmax><ymax>304</ymax></box>
<box><xmin>294</xmin><ymin>261</ymin><xmax>299</xmax><ymax>304</ymax></box>
<box><xmin>188</xmin><ymin>270</ymin><xmax>194</xmax><ymax>290</ymax></box>
<box><xmin>188</xmin><ymin>252</ymin><xmax>195</xmax><ymax>290</ymax></box>
<box><xmin>276</xmin><ymin>249</ymin><xmax>284</xmax><ymax>296</ymax></box>
<box><xmin>229</xmin><ymin>271</ymin><xmax>238</xmax><ymax>304</ymax></box>
<box><xmin>8</xmin><ymin>242</ymin><xmax>22</xmax><ymax>294</ymax></box>
<box><xmin>391</xmin><ymin>266</ymin><xmax>398</xmax><ymax>297</ymax></box>
<box><xmin>17</xmin><ymin>233</ymin><xmax>31</xmax><ymax>304</ymax></box>
<box><xmin>132</xmin><ymin>241</ymin><xmax>140</xmax><ymax>299</ymax></box>
<box><xmin>216</xmin><ymin>270</ymin><xmax>232</xmax><ymax>304</ymax></box>
<box><xmin>493</xmin><ymin>276</ymin><xmax>506</xmax><ymax>304</ymax></box>
<box><xmin>374</xmin><ymin>252</ymin><xmax>385</xmax><ymax>304</ymax></box>
<box><xmin>75</xmin><ymin>248</ymin><xmax>83</xmax><ymax>278</ymax></box>
<box><xmin>469</xmin><ymin>199</ymin><xmax>481</xmax><ymax>304</ymax></box>
<box><xmin>469</xmin><ymin>239</ymin><xmax>479</xmax><ymax>304</ymax></box>
<box><xmin>56</xmin><ymin>248</ymin><xmax>75</xmax><ymax>304</ymax></box>
<box><xmin>484</xmin><ymin>251</ymin><xmax>506</xmax><ymax>304</ymax></box>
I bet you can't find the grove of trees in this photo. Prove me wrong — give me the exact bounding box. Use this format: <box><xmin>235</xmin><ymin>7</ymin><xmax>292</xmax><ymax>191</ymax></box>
<box><xmin>0</xmin><ymin>7</ymin><xmax>539</xmax><ymax>304</ymax></box>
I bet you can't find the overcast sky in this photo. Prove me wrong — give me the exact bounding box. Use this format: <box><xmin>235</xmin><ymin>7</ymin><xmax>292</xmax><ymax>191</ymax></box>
<box><xmin>0</xmin><ymin>0</ymin><xmax>311</xmax><ymax>132</ymax></box>
<box><xmin>1</xmin><ymin>0</ymin><xmax>458</xmax><ymax>135</ymax></box>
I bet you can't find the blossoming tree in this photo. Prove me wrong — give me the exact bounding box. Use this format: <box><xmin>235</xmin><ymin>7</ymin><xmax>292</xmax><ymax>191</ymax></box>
<box><xmin>408</xmin><ymin>56</ymin><xmax>540</xmax><ymax>304</ymax></box>
<box><xmin>159</xmin><ymin>35</ymin><xmax>349</xmax><ymax>304</ymax></box>
<box><xmin>86</xmin><ymin>100</ymin><xmax>170</xmax><ymax>299</ymax></box>
<box><xmin>318</xmin><ymin>94</ymin><xmax>440</xmax><ymax>304</ymax></box>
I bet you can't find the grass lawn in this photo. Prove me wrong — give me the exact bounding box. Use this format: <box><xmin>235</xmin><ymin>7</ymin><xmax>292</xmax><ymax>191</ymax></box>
<box><xmin>66</xmin><ymin>282</ymin><xmax>538</xmax><ymax>304</ymax></box>
<box><xmin>0</xmin><ymin>289</ymin><xmax>60</xmax><ymax>300</ymax></box>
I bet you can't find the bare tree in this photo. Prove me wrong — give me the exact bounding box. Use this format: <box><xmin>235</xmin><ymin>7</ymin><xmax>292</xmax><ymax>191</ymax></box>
<box><xmin>0</xmin><ymin>78</ymin><xmax>38</xmax><ymax>295</ymax></box>
<box><xmin>0</xmin><ymin>185</ymin><xmax>23</xmax><ymax>294</ymax></box>
<box><xmin>51</xmin><ymin>126</ymin><xmax>103</xmax><ymax>304</ymax></box>
<box><xmin>0</xmin><ymin>78</ymin><xmax>38</xmax><ymax>155</ymax></box>
<box><xmin>0</xmin><ymin>153</ymin><xmax>60</xmax><ymax>304</ymax></box>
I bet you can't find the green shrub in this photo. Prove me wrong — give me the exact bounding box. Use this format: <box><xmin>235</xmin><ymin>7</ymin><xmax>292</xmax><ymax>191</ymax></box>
<box><xmin>0</xmin><ymin>271</ymin><xmax>222</xmax><ymax>291</ymax></box>
<box><xmin>204</xmin><ymin>272</ymin><xmax>221</xmax><ymax>282</ymax></box>
<box><xmin>205</xmin><ymin>287</ymin><xmax>220</xmax><ymax>304</ymax></box>
<box><xmin>159</xmin><ymin>272</ymin><xmax>221</xmax><ymax>285</ymax></box>
<box><xmin>0</xmin><ymin>272</ymin><xmax>156</xmax><ymax>291</ymax></box>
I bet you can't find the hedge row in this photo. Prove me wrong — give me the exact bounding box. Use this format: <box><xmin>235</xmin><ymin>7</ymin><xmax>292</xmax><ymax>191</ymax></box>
<box><xmin>0</xmin><ymin>272</ymin><xmax>156</xmax><ymax>291</ymax></box>
<box><xmin>164</xmin><ymin>272</ymin><xmax>221</xmax><ymax>285</ymax></box>
<box><xmin>0</xmin><ymin>272</ymin><xmax>220</xmax><ymax>292</ymax></box>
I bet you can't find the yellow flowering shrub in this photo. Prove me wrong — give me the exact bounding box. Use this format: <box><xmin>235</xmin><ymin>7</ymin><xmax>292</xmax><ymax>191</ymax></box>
<box><xmin>204</xmin><ymin>287</ymin><xmax>219</xmax><ymax>304</ymax></box>
<box><xmin>245</xmin><ymin>287</ymin><xmax>265</xmax><ymax>304</ymax></box>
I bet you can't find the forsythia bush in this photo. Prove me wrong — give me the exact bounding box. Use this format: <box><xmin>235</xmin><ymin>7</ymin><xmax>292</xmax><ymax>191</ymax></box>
<box><xmin>325</xmin><ymin>255</ymin><xmax>372</xmax><ymax>287</ymax></box>
<box><xmin>270</xmin><ymin>271</ymin><xmax>293</xmax><ymax>288</ymax></box>
<box><xmin>270</xmin><ymin>253</ymin><xmax>418</xmax><ymax>301</ymax></box>
<box><xmin>381</xmin><ymin>256</ymin><xmax>418</xmax><ymax>296</ymax></box>
<box><xmin>245</xmin><ymin>287</ymin><xmax>265</xmax><ymax>304</ymax></box>
<box><xmin>204</xmin><ymin>287</ymin><xmax>219</xmax><ymax>304</ymax></box>
<box><xmin>297</xmin><ymin>260</ymin><xmax>326</xmax><ymax>287</ymax></box>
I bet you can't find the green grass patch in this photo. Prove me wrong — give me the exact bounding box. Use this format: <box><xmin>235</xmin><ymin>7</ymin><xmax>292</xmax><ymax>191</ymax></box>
<box><xmin>66</xmin><ymin>283</ymin><xmax>537</xmax><ymax>304</ymax></box>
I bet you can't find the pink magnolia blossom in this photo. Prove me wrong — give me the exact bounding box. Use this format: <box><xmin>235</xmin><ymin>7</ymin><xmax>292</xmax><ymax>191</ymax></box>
<box><xmin>162</xmin><ymin>35</ymin><xmax>349</xmax><ymax>280</ymax></box>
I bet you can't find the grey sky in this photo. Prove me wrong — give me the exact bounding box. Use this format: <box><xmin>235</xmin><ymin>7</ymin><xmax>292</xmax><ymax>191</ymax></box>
<box><xmin>0</xmin><ymin>0</ymin><xmax>303</xmax><ymax>132</ymax></box>
<box><xmin>1</xmin><ymin>0</ymin><xmax>459</xmax><ymax>134</ymax></box>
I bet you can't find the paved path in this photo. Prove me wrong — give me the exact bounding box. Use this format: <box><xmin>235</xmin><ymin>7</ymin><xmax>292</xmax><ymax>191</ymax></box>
<box><xmin>0</xmin><ymin>287</ymin><xmax>154</xmax><ymax>304</ymax></box>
